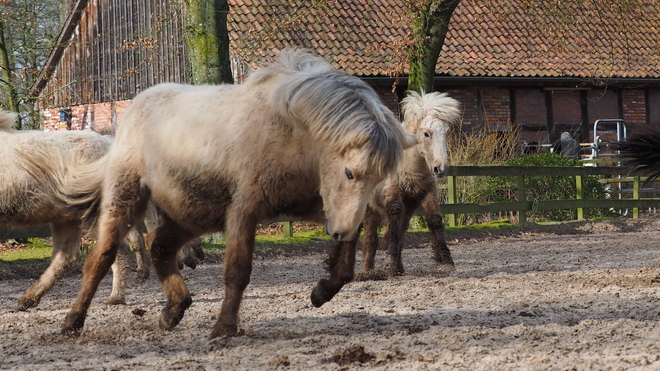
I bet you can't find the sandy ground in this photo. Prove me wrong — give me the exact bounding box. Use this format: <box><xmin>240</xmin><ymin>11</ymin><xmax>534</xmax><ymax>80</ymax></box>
<box><xmin>3</xmin><ymin>219</ymin><xmax>660</xmax><ymax>370</ymax></box>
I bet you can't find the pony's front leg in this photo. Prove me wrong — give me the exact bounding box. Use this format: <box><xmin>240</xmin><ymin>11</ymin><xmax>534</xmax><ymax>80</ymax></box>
<box><xmin>15</xmin><ymin>221</ymin><xmax>81</xmax><ymax>311</ymax></box>
<box><xmin>210</xmin><ymin>209</ymin><xmax>257</xmax><ymax>339</ymax></box>
<box><xmin>383</xmin><ymin>199</ymin><xmax>406</xmax><ymax>276</ymax></box>
<box><xmin>311</xmin><ymin>231</ymin><xmax>359</xmax><ymax>307</ymax></box>
<box><xmin>361</xmin><ymin>206</ymin><xmax>381</xmax><ymax>272</ymax></box>
<box><xmin>148</xmin><ymin>216</ymin><xmax>196</xmax><ymax>331</ymax></box>
<box><xmin>421</xmin><ymin>191</ymin><xmax>455</xmax><ymax>271</ymax></box>
<box><xmin>106</xmin><ymin>240</ymin><xmax>132</xmax><ymax>305</ymax></box>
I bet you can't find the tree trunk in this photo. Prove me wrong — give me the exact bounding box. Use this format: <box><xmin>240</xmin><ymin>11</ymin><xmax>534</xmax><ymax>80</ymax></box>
<box><xmin>0</xmin><ymin>21</ymin><xmax>21</xmax><ymax>129</ymax></box>
<box><xmin>407</xmin><ymin>0</ymin><xmax>460</xmax><ymax>94</ymax></box>
<box><xmin>184</xmin><ymin>0</ymin><xmax>233</xmax><ymax>85</ymax></box>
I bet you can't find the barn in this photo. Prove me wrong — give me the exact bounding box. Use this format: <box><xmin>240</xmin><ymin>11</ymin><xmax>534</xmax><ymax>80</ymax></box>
<box><xmin>30</xmin><ymin>0</ymin><xmax>660</xmax><ymax>147</ymax></box>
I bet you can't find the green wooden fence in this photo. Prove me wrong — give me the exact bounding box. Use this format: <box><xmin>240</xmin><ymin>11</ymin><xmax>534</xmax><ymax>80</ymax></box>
<box><xmin>2</xmin><ymin>165</ymin><xmax>660</xmax><ymax>240</ymax></box>
<box><xmin>441</xmin><ymin>165</ymin><xmax>658</xmax><ymax>227</ymax></box>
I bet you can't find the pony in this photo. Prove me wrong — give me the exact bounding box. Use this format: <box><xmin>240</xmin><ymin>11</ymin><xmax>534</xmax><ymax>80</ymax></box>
<box><xmin>359</xmin><ymin>91</ymin><xmax>461</xmax><ymax>276</ymax></box>
<box><xmin>0</xmin><ymin>110</ymin><xmax>144</xmax><ymax>310</ymax></box>
<box><xmin>29</xmin><ymin>48</ymin><xmax>417</xmax><ymax>339</ymax></box>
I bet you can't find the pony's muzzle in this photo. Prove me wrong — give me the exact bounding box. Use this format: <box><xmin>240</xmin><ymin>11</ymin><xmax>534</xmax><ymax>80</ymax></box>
<box><xmin>325</xmin><ymin>223</ymin><xmax>355</xmax><ymax>242</ymax></box>
<box><xmin>433</xmin><ymin>166</ymin><xmax>448</xmax><ymax>177</ymax></box>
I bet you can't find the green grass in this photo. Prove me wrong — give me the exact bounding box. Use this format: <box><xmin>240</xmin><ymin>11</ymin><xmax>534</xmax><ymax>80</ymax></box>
<box><xmin>202</xmin><ymin>228</ymin><xmax>331</xmax><ymax>252</ymax></box>
<box><xmin>0</xmin><ymin>238</ymin><xmax>53</xmax><ymax>262</ymax></box>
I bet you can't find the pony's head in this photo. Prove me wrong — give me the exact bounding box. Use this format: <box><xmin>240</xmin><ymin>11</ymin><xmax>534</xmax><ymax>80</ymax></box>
<box><xmin>272</xmin><ymin>48</ymin><xmax>417</xmax><ymax>241</ymax></box>
<box><xmin>401</xmin><ymin>91</ymin><xmax>461</xmax><ymax>177</ymax></box>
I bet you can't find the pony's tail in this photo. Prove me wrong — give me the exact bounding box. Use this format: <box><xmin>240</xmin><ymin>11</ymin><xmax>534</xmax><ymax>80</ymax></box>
<box><xmin>18</xmin><ymin>146</ymin><xmax>106</xmax><ymax>233</ymax></box>
<box><xmin>613</xmin><ymin>127</ymin><xmax>660</xmax><ymax>182</ymax></box>
<box><xmin>0</xmin><ymin>110</ymin><xmax>18</xmax><ymax>130</ymax></box>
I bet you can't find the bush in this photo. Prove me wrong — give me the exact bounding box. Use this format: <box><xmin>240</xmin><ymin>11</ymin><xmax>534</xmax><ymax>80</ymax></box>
<box><xmin>481</xmin><ymin>152</ymin><xmax>616</xmax><ymax>221</ymax></box>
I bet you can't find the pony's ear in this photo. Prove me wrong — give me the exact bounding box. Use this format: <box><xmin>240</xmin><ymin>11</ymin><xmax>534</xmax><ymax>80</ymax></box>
<box><xmin>402</xmin><ymin>133</ymin><xmax>418</xmax><ymax>150</ymax></box>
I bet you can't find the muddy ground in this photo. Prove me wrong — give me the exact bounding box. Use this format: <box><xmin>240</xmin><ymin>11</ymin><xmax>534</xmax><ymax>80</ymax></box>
<box><xmin>3</xmin><ymin>218</ymin><xmax>660</xmax><ymax>370</ymax></box>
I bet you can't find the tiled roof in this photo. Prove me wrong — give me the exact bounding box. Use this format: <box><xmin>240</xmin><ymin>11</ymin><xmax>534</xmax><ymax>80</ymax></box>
<box><xmin>228</xmin><ymin>0</ymin><xmax>660</xmax><ymax>79</ymax></box>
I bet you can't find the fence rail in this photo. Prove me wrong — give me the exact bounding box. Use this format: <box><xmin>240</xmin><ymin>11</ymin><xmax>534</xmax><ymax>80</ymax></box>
<box><xmin>2</xmin><ymin>165</ymin><xmax>659</xmax><ymax>240</ymax></box>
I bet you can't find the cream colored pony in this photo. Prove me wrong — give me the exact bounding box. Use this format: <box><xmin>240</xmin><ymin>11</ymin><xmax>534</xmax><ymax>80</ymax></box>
<box><xmin>0</xmin><ymin>111</ymin><xmax>143</xmax><ymax>310</ymax></box>
<box><xmin>32</xmin><ymin>48</ymin><xmax>416</xmax><ymax>339</ymax></box>
<box><xmin>361</xmin><ymin>91</ymin><xmax>461</xmax><ymax>276</ymax></box>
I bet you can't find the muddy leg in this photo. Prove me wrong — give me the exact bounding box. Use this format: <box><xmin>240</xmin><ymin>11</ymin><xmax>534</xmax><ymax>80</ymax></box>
<box><xmin>128</xmin><ymin>225</ymin><xmax>151</xmax><ymax>282</ymax></box>
<box><xmin>148</xmin><ymin>215</ymin><xmax>196</xmax><ymax>331</ymax></box>
<box><xmin>421</xmin><ymin>191</ymin><xmax>455</xmax><ymax>271</ymax></box>
<box><xmin>310</xmin><ymin>230</ymin><xmax>360</xmax><ymax>307</ymax></box>
<box><xmin>361</xmin><ymin>206</ymin><xmax>381</xmax><ymax>272</ymax></box>
<box><xmin>383</xmin><ymin>199</ymin><xmax>405</xmax><ymax>276</ymax></box>
<box><xmin>14</xmin><ymin>221</ymin><xmax>81</xmax><ymax>311</ymax></box>
<box><xmin>210</xmin><ymin>208</ymin><xmax>257</xmax><ymax>339</ymax></box>
<box><xmin>106</xmin><ymin>241</ymin><xmax>131</xmax><ymax>305</ymax></box>
<box><xmin>61</xmin><ymin>172</ymin><xmax>148</xmax><ymax>336</ymax></box>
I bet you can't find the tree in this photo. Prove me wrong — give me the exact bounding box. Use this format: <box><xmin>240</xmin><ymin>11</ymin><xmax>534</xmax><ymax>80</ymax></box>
<box><xmin>0</xmin><ymin>0</ymin><xmax>61</xmax><ymax>128</ymax></box>
<box><xmin>406</xmin><ymin>0</ymin><xmax>460</xmax><ymax>94</ymax></box>
<box><xmin>184</xmin><ymin>0</ymin><xmax>233</xmax><ymax>85</ymax></box>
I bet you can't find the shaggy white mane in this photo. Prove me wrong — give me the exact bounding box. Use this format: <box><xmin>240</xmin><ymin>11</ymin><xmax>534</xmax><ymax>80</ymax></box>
<box><xmin>401</xmin><ymin>91</ymin><xmax>462</xmax><ymax>129</ymax></box>
<box><xmin>253</xmin><ymin>48</ymin><xmax>406</xmax><ymax>176</ymax></box>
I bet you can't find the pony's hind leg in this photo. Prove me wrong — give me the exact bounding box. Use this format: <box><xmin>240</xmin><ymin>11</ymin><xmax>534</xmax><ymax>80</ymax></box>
<box><xmin>421</xmin><ymin>191</ymin><xmax>455</xmax><ymax>272</ymax></box>
<box><xmin>127</xmin><ymin>225</ymin><xmax>151</xmax><ymax>282</ymax></box>
<box><xmin>61</xmin><ymin>172</ymin><xmax>148</xmax><ymax>336</ymax></box>
<box><xmin>14</xmin><ymin>221</ymin><xmax>81</xmax><ymax>311</ymax></box>
<box><xmin>148</xmin><ymin>215</ymin><xmax>196</xmax><ymax>331</ymax></box>
<box><xmin>210</xmin><ymin>207</ymin><xmax>257</xmax><ymax>339</ymax></box>
<box><xmin>106</xmin><ymin>240</ymin><xmax>132</xmax><ymax>305</ymax></box>
<box><xmin>383</xmin><ymin>199</ymin><xmax>406</xmax><ymax>276</ymax></box>
<box><xmin>310</xmin><ymin>228</ymin><xmax>360</xmax><ymax>307</ymax></box>
<box><xmin>360</xmin><ymin>206</ymin><xmax>381</xmax><ymax>273</ymax></box>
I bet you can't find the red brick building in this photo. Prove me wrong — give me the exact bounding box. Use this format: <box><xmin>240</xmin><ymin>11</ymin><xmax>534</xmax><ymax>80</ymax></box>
<box><xmin>31</xmin><ymin>0</ymin><xmax>660</xmax><ymax>147</ymax></box>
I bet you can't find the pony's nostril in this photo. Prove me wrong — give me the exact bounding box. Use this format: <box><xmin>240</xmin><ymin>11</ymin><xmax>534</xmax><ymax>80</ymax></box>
<box><xmin>433</xmin><ymin>166</ymin><xmax>441</xmax><ymax>175</ymax></box>
<box><xmin>332</xmin><ymin>232</ymin><xmax>341</xmax><ymax>241</ymax></box>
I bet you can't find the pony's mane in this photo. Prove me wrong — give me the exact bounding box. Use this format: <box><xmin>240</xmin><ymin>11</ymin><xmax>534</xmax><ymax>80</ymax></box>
<box><xmin>401</xmin><ymin>91</ymin><xmax>461</xmax><ymax>130</ymax></box>
<box><xmin>261</xmin><ymin>48</ymin><xmax>405</xmax><ymax>175</ymax></box>
<box><xmin>0</xmin><ymin>110</ymin><xmax>18</xmax><ymax>130</ymax></box>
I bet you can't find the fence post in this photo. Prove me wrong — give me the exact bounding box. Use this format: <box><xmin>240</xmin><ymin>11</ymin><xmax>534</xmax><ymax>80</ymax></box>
<box><xmin>518</xmin><ymin>174</ymin><xmax>526</xmax><ymax>224</ymax></box>
<box><xmin>633</xmin><ymin>175</ymin><xmax>640</xmax><ymax>219</ymax></box>
<box><xmin>446</xmin><ymin>175</ymin><xmax>457</xmax><ymax>227</ymax></box>
<box><xmin>283</xmin><ymin>221</ymin><xmax>294</xmax><ymax>238</ymax></box>
<box><xmin>576</xmin><ymin>175</ymin><xmax>584</xmax><ymax>220</ymax></box>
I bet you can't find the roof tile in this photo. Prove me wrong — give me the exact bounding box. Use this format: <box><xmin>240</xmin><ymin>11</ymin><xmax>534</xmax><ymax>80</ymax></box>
<box><xmin>228</xmin><ymin>0</ymin><xmax>660</xmax><ymax>79</ymax></box>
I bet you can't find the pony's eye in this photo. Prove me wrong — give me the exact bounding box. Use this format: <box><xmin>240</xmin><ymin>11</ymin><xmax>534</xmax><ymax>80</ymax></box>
<box><xmin>423</xmin><ymin>131</ymin><xmax>431</xmax><ymax>138</ymax></box>
<box><xmin>345</xmin><ymin>168</ymin><xmax>354</xmax><ymax>180</ymax></box>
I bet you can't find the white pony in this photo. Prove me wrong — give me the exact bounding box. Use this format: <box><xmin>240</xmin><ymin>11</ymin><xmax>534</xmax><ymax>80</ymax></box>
<box><xmin>29</xmin><ymin>48</ymin><xmax>417</xmax><ymax>339</ymax></box>
<box><xmin>360</xmin><ymin>91</ymin><xmax>461</xmax><ymax>276</ymax></box>
<box><xmin>0</xmin><ymin>110</ymin><xmax>144</xmax><ymax>309</ymax></box>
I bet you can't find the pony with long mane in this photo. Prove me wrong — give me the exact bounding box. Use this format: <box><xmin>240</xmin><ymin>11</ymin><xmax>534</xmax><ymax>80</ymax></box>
<box><xmin>0</xmin><ymin>111</ymin><xmax>144</xmax><ymax>310</ymax></box>
<box><xmin>357</xmin><ymin>91</ymin><xmax>461</xmax><ymax>276</ymax></box>
<box><xmin>32</xmin><ymin>48</ymin><xmax>416</xmax><ymax>339</ymax></box>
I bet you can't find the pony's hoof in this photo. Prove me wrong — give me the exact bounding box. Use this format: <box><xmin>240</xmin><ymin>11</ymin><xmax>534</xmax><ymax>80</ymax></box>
<box><xmin>310</xmin><ymin>280</ymin><xmax>339</xmax><ymax>308</ymax></box>
<box><xmin>106</xmin><ymin>297</ymin><xmax>127</xmax><ymax>305</ymax></box>
<box><xmin>209</xmin><ymin>324</ymin><xmax>238</xmax><ymax>339</ymax></box>
<box><xmin>61</xmin><ymin>313</ymin><xmax>85</xmax><ymax>337</ymax></box>
<box><xmin>15</xmin><ymin>297</ymin><xmax>39</xmax><ymax>311</ymax></box>
<box><xmin>158</xmin><ymin>299</ymin><xmax>191</xmax><ymax>330</ymax></box>
<box><xmin>439</xmin><ymin>263</ymin><xmax>456</xmax><ymax>272</ymax></box>
<box><xmin>136</xmin><ymin>270</ymin><xmax>150</xmax><ymax>283</ymax></box>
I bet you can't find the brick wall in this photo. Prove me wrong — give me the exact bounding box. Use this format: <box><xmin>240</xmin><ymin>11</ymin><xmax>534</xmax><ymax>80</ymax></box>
<box><xmin>515</xmin><ymin>89</ymin><xmax>546</xmax><ymax>127</ymax></box>
<box><xmin>482</xmin><ymin>87</ymin><xmax>510</xmax><ymax>126</ymax></box>
<box><xmin>551</xmin><ymin>91</ymin><xmax>582</xmax><ymax>129</ymax></box>
<box><xmin>41</xmin><ymin>100</ymin><xmax>132</xmax><ymax>132</ymax></box>
<box><xmin>444</xmin><ymin>88</ymin><xmax>479</xmax><ymax>126</ymax></box>
<box><xmin>622</xmin><ymin>89</ymin><xmax>646</xmax><ymax>127</ymax></box>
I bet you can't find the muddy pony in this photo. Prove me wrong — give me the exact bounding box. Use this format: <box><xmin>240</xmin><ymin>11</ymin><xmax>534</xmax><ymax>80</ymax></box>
<box><xmin>29</xmin><ymin>48</ymin><xmax>416</xmax><ymax>339</ymax></box>
<box><xmin>0</xmin><ymin>110</ymin><xmax>146</xmax><ymax>310</ymax></box>
<box><xmin>356</xmin><ymin>91</ymin><xmax>462</xmax><ymax>277</ymax></box>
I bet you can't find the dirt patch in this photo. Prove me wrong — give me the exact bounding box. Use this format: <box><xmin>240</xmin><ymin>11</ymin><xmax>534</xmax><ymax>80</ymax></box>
<box><xmin>3</xmin><ymin>218</ymin><xmax>660</xmax><ymax>370</ymax></box>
